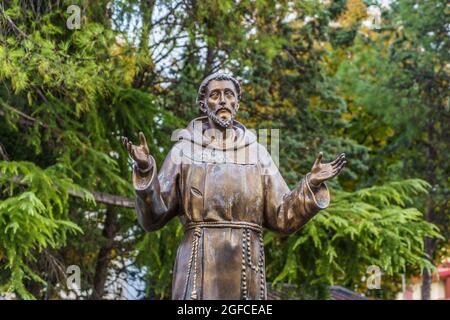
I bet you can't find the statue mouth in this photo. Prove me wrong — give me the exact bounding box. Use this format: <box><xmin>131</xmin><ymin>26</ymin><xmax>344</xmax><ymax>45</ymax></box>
<box><xmin>207</xmin><ymin>107</ymin><xmax>234</xmax><ymax>128</ymax></box>
<box><xmin>216</xmin><ymin>108</ymin><xmax>232</xmax><ymax>120</ymax></box>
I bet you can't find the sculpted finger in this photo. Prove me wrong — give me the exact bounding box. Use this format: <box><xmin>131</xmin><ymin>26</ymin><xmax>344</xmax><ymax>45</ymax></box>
<box><xmin>331</xmin><ymin>153</ymin><xmax>343</xmax><ymax>164</ymax></box>
<box><xmin>332</xmin><ymin>157</ymin><xmax>345</xmax><ymax>168</ymax></box>
<box><xmin>139</xmin><ymin>132</ymin><xmax>147</xmax><ymax>147</ymax></box>
<box><xmin>130</xmin><ymin>146</ymin><xmax>137</xmax><ymax>160</ymax></box>
<box><xmin>127</xmin><ymin>141</ymin><xmax>133</xmax><ymax>155</ymax></box>
<box><xmin>334</xmin><ymin>153</ymin><xmax>346</xmax><ymax>163</ymax></box>
<box><xmin>124</xmin><ymin>137</ymin><xmax>131</xmax><ymax>151</ymax></box>
<box><xmin>333</xmin><ymin>161</ymin><xmax>347</xmax><ymax>174</ymax></box>
<box><xmin>313</xmin><ymin>152</ymin><xmax>323</xmax><ymax>167</ymax></box>
<box><xmin>336</xmin><ymin>158</ymin><xmax>347</xmax><ymax>167</ymax></box>
<box><xmin>331</xmin><ymin>157</ymin><xmax>341</xmax><ymax>166</ymax></box>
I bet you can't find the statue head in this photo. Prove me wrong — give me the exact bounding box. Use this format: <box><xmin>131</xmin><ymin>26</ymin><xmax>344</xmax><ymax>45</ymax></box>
<box><xmin>197</xmin><ymin>72</ymin><xmax>241</xmax><ymax>128</ymax></box>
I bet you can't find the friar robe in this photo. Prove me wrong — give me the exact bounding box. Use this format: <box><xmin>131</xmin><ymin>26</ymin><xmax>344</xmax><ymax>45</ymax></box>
<box><xmin>132</xmin><ymin>116</ymin><xmax>330</xmax><ymax>300</ymax></box>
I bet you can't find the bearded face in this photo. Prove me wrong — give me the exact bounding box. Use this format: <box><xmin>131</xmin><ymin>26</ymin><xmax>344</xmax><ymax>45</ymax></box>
<box><xmin>202</xmin><ymin>80</ymin><xmax>239</xmax><ymax>128</ymax></box>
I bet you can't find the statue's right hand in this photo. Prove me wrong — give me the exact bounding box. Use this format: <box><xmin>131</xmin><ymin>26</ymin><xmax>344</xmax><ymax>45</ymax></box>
<box><xmin>122</xmin><ymin>132</ymin><xmax>152</xmax><ymax>171</ymax></box>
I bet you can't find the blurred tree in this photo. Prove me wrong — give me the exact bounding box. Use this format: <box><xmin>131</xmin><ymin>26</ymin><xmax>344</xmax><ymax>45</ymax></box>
<box><xmin>335</xmin><ymin>0</ymin><xmax>449</xmax><ymax>299</ymax></box>
<box><xmin>0</xmin><ymin>0</ymin><xmax>446</xmax><ymax>300</ymax></box>
<box><xmin>0</xmin><ymin>0</ymin><xmax>182</xmax><ymax>299</ymax></box>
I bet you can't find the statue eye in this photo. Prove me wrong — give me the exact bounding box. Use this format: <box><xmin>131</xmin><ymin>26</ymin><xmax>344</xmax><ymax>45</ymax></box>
<box><xmin>210</xmin><ymin>92</ymin><xmax>219</xmax><ymax>99</ymax></box>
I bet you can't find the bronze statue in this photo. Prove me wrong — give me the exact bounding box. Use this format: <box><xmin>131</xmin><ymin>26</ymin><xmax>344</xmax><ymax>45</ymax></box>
<box><xmin>122</xmin><ymin>73</ymin><xmax>346</xmax><ymax>300</ymax></box>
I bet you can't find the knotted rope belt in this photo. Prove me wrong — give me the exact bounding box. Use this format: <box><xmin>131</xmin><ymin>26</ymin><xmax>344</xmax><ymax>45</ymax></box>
<box><xmin>184</xmin><ymin>221</ymin><xmax>266</xmax><ymax>300</ymax></box>
<box><xmin>185</xmin><ymin>220</ymin><xmax>262</xmax><ymax>233</ymax></box>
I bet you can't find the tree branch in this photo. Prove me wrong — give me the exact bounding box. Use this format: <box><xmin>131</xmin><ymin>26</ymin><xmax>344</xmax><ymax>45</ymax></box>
<box><xmin>70</xmin><ymin>189</ymin><xmax>135</xmax><ymax>208</ymax></box>
<box><xmin>0</xmin><ymin>100</ymin><xmax>49</xmax><ymax>129</ymax></box>
<box><xmin>90</xmin><ymin>206</ymin><xmax>118</xmax><ymax>299</ymax></box>
<box><xmin>1</xmin><ymin>174</ymin><xmax>134</xmax><ymax>208</ymax></box>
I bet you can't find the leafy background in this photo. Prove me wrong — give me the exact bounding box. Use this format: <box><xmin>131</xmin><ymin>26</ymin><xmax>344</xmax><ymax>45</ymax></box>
<box><xmin>0</xmin><ymin>0</ymin><xmax>448</xmax><ymax>299</ymax></box>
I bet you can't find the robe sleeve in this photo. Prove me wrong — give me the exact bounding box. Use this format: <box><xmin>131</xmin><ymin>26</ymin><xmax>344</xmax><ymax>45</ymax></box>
<box><xmin>259</xmin><ymin>146</ymin><xmax>330</xmax><ymax>234</ymax></box>
<box><xmin>132</xmin><ymin>147</ymin><xmax>181</xmax><ymax>232</ymax></box>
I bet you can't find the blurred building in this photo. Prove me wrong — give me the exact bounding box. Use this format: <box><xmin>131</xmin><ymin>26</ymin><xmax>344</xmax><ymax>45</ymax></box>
<box><xmin>396</xmin><ymin>258</ymin><xmax>450</xmax><ymax>300</ymax></box>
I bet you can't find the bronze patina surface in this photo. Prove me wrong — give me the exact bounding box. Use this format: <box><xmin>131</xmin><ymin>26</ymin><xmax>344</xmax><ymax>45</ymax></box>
<box><xmin>122</xmin><ymin>73</ymin><xmax>346</xmax><ymax>300</ymax></box>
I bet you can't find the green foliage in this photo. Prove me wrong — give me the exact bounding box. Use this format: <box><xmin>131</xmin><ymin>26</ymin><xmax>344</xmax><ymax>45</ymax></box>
<box><xmin>334</xmin><ymin>0</ymin><xmax>449</xmax><ymax>269</ymax></box>
<box><xmin>0</xmin><ymin>0</ymin><xmax>446</xmax><ymax>300</ymax></box>
<box><xmin>265</xmin><ymin>179</ymin><xmax>442</xmax><ymax>299</ymax></box>
<box><xmin>0</xmin><ymin>161</ymin><xmax>86</xmax><ymax>298</ymax></box>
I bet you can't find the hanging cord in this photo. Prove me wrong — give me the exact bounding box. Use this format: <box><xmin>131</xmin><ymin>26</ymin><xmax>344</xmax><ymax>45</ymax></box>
<box><xmin>258</xmin><ymin>232</ymin><xmax>266</xmax><ymax>299</ymax></box>
<box><xmin>245</xmin><ymin>228</ymin><xmax>261</xmax><ymax>272</ymax></box>
<box><xmin>190</xmin><ymin>227</ymin><xmax>202</xmax><ymax>300</ymax></box>
<box><xmin>241</xmin><ymin>228</ymin><xmax>248</xmax><ymax>300</ymax></box>
<box><xmin>183</xmin><ymin>238</ymin><xmax>195</xmax><ymax>299</ymax></box>
<box><xmin>244</xmin><ymin>228</ymin><xmax>266</xmax><ymax>299</ymax></box>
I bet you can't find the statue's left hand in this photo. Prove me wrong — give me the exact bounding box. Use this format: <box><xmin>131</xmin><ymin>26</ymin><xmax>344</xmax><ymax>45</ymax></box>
<box><xmin>308</xmin><ymin>152</ymin><xmax>346</xmax><ymax>187</ymax></box>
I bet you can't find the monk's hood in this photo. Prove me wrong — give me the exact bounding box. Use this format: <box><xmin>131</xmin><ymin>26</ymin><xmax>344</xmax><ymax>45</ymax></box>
<box><xmin>173</xmin><ymin>116</ymin><xmax>257</xmax><ymax>151</ymax></box>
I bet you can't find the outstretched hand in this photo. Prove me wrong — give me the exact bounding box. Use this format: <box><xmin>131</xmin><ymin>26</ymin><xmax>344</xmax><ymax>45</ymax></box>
<box><xmin>122</xmin><ymin>132</ymin><xmax>152</xmax><ymax>170</ymax></box>
<box><xmin>309</xmin><ymin>152</ymin><xmax>346</xmax><ymax>187</ymax></box>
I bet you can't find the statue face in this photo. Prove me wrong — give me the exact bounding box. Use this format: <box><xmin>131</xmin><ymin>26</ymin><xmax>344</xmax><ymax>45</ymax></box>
<box><xmin>203</xmin><ymin>80</ymin><xmax>239</xmax><ymax>128</ymax></box>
